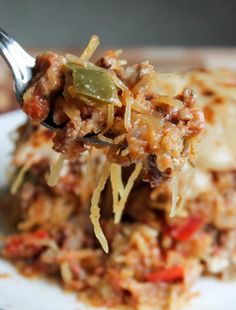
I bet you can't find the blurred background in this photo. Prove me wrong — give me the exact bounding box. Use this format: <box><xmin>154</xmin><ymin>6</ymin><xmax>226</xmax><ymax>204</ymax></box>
<box><xmin>0</xmin><ymin>0</ymin><xmax>236</xmax><ymax>48</ymax></box>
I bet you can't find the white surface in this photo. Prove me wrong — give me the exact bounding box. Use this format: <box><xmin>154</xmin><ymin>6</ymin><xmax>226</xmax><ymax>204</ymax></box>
<box><xmin>0</xmin><ymin>111</ymin><xmax>236</xmax><ymax>310</ymax></box>
<box><xmin>0</xmin><ymin>111</ymin><xmax>26</xmax><ymax>186</ymax></box>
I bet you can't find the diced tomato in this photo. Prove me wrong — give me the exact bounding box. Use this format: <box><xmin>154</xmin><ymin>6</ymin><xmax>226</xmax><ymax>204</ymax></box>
<box><xmin>147</xmin><ymin>266</ymin><xmax>184</xmax><ymax>283</ymax></box>
<box><xmin>23</xmin><ymin>97</ymin><xmax>49</xmax><ymax>123</ymax></box>
<box><xmin>6</xmin><ymin>236</ymin><xmax>23</xmax><ymax>247</ymax></box>
<box><xmin>4</xmin><ymin>236</ymin><xmax>23</xmax><ymax>256</ymax></box>
<box><xmin>170</xmin><ymin>216</ymin><xmax>202</xmax><ymax>241</ymax></box>
<box><xmin>34</xmin><ymin>229</ymin><xmax>49</xmax><ymax>239</ymax></box>
<box><xmin>3</xmin><ymin>231</ymin><xmax>48</xmax><ymax>258</ymax></box>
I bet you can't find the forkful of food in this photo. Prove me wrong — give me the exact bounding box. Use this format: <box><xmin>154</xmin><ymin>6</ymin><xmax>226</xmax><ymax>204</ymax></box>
<box><xmin>0</xmin><ymin>27</ymin><xmax>204</xmax><ymax>190</ymax></box>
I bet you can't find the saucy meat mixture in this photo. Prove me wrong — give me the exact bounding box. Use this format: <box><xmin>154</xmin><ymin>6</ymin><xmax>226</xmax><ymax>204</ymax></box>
<box><xmin>23</xmin><ymin>37</ymin><xmax>204</xmax><ymax>187</ymax></box>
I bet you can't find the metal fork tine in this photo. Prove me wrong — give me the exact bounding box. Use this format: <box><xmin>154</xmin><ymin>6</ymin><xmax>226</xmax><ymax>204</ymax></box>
<box><xmin>0</xmin><ymin>28</ymin><xmax>35</xmax><ymax>101</ymax></box>
<box><xmin>0</xmin><ymin>29</ymin><xmax>35</xmax><ymax>66</ymax></box>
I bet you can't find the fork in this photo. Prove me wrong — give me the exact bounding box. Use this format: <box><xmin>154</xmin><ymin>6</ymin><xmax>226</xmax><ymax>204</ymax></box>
<box><xmin>0</xmin><ymin>28</ymin><xmax>110</xmax><ymax>145</ymax></box>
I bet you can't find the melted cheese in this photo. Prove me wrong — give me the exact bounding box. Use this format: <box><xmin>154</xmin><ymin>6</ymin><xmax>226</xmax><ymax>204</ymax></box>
<box><xmin>186</xmin><ymin>69</ymin><xmax>236</xmax><ymax>171</ymax></box>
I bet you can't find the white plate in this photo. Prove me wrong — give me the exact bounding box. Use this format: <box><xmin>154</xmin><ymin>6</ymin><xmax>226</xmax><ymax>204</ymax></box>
<box><xmin>0</xmin><ymin>111</ymin><xmax>236</xmax><ymax>310</ymax></box>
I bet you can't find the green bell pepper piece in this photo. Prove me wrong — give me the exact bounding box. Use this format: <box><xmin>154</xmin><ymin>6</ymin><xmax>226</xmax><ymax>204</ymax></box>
<box><xmin>67</xmin><ymin>63</ymin><xmax>120</xmax><ymax>105</ymax></box>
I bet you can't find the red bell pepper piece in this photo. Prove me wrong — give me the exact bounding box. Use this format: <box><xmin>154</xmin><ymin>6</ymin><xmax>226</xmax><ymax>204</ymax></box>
<box><xmin>170</xmin><ymin>216</ymin><xmax>202</xmax><ymax>241</ymax></box>
<box><xmin>147</xmin><ymin>266</ymin><xmax>184</xmax><ymax>283</ymax></box>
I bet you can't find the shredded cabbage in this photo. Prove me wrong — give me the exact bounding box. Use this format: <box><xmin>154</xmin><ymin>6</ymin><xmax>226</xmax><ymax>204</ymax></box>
<box><xmin>170</xmin><ymin>170</ymin><xmax>180</xmax><ymax>218</ymax></box>
<box><xmin>106</xmin><ymin>104</ymin><xmax>115</xmax><ymax>130</ymax></box>
<box><xmin>124</xmin><ymin>91</ymin><xmax>133</xmax><ymax>131</ymax></box>
<box><xmin>110</xmin><ymin>163</ymin><xmax>124</xmax><ymax>219</ymax></box>
<box><xmin>11</xmin><ymin>160</ymin><xmax>34</xmax><ymax>194</ymax></box>
<box><xmin>114</xmin><ymin>163</ymin><xmax>142</xmax><ymax>223</ymax></box>
<box><xmin>63</xmin><ymin>104</ymin><xmax>80</xmax><ymax>121</ymax></box>
<box><xmin>79</xmin><ymin>35</ymin><xmax>100</xmax><ymax>62</ymax></box>
<box><xmin>90</xmin><ymin>161</ymin><xmax>110</xmax><ymax>253</ymax></box>
<box><xmin>48</xmin><ymin>154</ymin><xmax>65</xmax><ymax>187</ymax></box>
<box><xmin>109</xmin><ymin>71</ymin><xmax>128</xmax><ymax>92</ymax></box>
<box><xmin>60</xmin><ymin>261</ymin><xmax>72</xmax><ymax>283</ymax></box>
<box><xmin>97</xmin><ymin>134</ymin><xmax>113</xmax><ymax>144</ymax></box>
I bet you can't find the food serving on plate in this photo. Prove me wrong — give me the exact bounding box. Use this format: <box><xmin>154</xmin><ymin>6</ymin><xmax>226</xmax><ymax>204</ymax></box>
<box><xmin>15</xmin><ymin>36</ymin><xmax>204</xmax><ymax>253</ymax></box>
<box><xmin>1</xmin><ymin>37</ymin><xmax>236</xmax><ymax>310</ymax></box>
